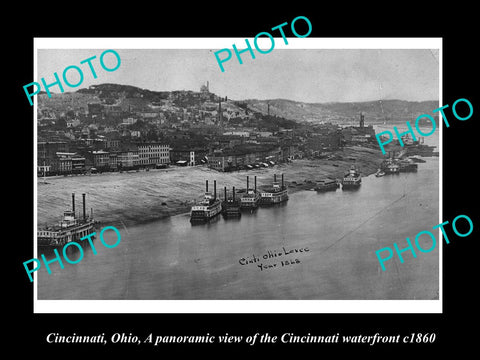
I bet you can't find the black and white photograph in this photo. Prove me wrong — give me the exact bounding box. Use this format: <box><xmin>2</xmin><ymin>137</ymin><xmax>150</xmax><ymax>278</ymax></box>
<box><xmin>33</xmin><ymin>39</ymin><xmax>441</xmax><ymax>312</ymax></box>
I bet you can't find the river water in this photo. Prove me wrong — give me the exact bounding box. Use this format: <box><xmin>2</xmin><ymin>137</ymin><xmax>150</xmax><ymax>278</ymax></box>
<box><xmin>37</xmin><ymin>129</ymin><xmax>440</xmax><ymax>301</ymax></box>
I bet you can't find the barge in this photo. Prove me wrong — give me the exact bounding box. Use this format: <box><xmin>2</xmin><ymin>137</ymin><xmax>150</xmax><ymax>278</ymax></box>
<box><xmin>314</xmin><ymin>178</ymin><xmax>339</xmax><ymax>192</ymax></box>
<box><xmin>37</xmin><ymin>193</ymin><xmax>96</xmax><ymax>248</ymax></box>
<box><xmin>259</xmin><ymin>174</ymin><xmax>289</xmax><ymax>205</ymax></box>
<box><xmin>398</xmin><ymin>158</ymin><xmax>418</xmax><ymax>172</ymax></box>
<box><xmin>190</xmin><ymin>180</ymin><xmax>222</xmax><ymax>223</ymax></box>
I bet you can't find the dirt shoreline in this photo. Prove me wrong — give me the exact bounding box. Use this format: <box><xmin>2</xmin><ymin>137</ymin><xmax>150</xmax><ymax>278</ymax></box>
<box><xmin>36</xmin><ymin>145</ymin><xmax>433</xmax><ymax>229</ymax></box>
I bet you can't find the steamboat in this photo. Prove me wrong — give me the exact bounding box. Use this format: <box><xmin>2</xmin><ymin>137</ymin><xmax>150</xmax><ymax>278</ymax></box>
<box><xmin>190</xmin><ymin>180</ymin><xmax>222</xmax><ymax>223</ymax></box>
<box><xmin>37</xmin><ymin>193</ymin><xmax>96</xmax><ymax>248</ymax></box>
<box><xmin>240</xmin><ymin>175</ymin><xmax>261</xmax><ymax>211</ymax></box>
<box><xmin>222</xmin><ymin>186</ymin><xmax>241</xmax><ymax>218</ymax></box>
<box><xmin>259</xmin><ymin>174</ymin><xmax>289</xmax><ymax>205</ymax></box>
<box><xmin>381</xmin><ymin>159</ymin><xmax>400</xmax><ymax>174</ymax></box>
<box><xmin>342</xmin><ymin>165</ymin><xmax>362</xmax><ymax>189</ymax></box>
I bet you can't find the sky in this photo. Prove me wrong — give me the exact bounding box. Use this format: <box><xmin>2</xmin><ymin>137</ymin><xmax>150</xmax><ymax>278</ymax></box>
<box><xmin>37</xmin><ymin>47</ymin><xmax>439</xmax><ymax>103</ymax></box>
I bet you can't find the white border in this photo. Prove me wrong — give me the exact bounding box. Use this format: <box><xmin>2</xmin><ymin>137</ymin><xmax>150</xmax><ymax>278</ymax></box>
<box><xmin>33</xmin><ymin>37</ymin><xmax>442</xmax><ymax>314</ymax></box>
<box><xmin>34</xmin><ymin>37</ymin><xmax>441</xmax><ymax>49</ymax></box>
<box><xmin>35</xmin><ymin>300</ymin><xmax>440</xmax><ymax>314</ymax></box>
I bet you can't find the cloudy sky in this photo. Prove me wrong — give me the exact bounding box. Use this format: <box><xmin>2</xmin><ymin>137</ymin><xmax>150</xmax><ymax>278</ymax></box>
<box><xmin>37</xmin><ymin>45</ymin><xmax>439</xmax><ymax>103</ymax></box>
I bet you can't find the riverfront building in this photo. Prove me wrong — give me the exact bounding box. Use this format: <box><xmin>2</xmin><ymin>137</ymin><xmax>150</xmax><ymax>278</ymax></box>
<box><xmin>135</xmin><ymin>142</ymin><xmax>171</xmax><ymax>167</ymax></box>
<box><xmin>208</xmin><ymin>144</ymin><xmax>282</xmax><ymax>172</ymax></box>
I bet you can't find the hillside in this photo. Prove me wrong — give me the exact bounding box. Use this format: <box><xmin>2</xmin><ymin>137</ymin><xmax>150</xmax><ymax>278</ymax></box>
<box><xmin>245</xmin><ymin>98</ymin><xmax>439</xmax><ymax>124</ymax></box>
<box><xmin>37</xmin><ymin>83</ymin><xmax>439</xmax><ymax>125</ymax></box>
<box><xmin>37</xmin><ymin>83</ymin><xmax>170</xmax><ymax>114</ymax></box>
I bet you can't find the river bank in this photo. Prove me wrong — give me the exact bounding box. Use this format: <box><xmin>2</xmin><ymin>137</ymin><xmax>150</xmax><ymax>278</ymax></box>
<box><xmin>38</xmin><ymin>147</ymin><xmax>440</xmax><ymax>302</ymax></box>
<box><xmin>36</xmin><ymin>144</ymin><xmax>430</xmax><ymax>228</ymax></box>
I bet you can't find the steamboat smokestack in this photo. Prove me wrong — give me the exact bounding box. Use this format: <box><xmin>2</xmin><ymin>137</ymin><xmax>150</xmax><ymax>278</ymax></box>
<box><xmin>214</xmin><ymin>180</ymin><xmax>217</xmax><ymax>200</ymax></box>
<box><xmin>282</xmin><ymin>174</ymin><xmax>284</xmax><ymax>189</ymax></box>
<box><xmin>274</xmin><ymin>174</ymin><xmax>277</xmax><ymax>183</ymax></box>
<box><xmin>254</xmin><ymin>176</ymin><xmax>257</xmax><ymax>192</ymax></box>
<box><xmin>246</xmin><ymin>176</ymin><xmax>249</xmax><ymax>191</ymax></box>
<box><xmin>72</xmin><ymin>193</ymin><xmax>75</xmax><ymax>215</ymax></box>
<box><xmin>233</xmin><ymin>186</ymin><xmax>236</xmax><ymax>201</ymax></box>
<box><xmin>82</xmin><ymin>193</ymin><xmax>86</xmax><ymax>220</ymax></box>
<box><xmin>224</xmin><ymin>186</ymin><xmax>227</xmax><ymax>201</ymax></box>
<box><xmin>206</xmin><ymin>180</ymin><xmax>209</xmax><ymax>193</ymax></box>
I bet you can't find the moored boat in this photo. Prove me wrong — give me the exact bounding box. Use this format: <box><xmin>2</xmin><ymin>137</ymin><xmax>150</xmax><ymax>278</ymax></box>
<box><xmin>381</xmin><ymin>159</ymin><xmax>400</xmax><ymax>174</ymax></box>
<box><xmin>240</xmin><ymin>175</ymin><xmax>261</xmax><ymax>211</ymax></box>
<box><xmin>190</xmin><ymin>180</ymin><xmax>222</xmax><ymax>223</ymax></box>
<box><xmin>342</xmin><ymin>165</ymin><xmax>362</xmax><ymax>189</ymax></box>
<box><xmin>375</xmin><ymin>169</ymin><xmax>386</xmax><ymax>177</ymax></box>
<box><xmin>398</xmin><ymin>159</ymin><xmax>418</xmax><ymax>172</ymax></box>
<box><xmin>259</xmin><ymin>174</ymin><xmax>289</xmax><ymax>205</ymax></box>
<box><xmin>37</xmin><ymin>193</ymin><xmax>96</xmax><ymax>248</ymax></box>
<box><xmin>314</xmin><ymin>178</ymin><xmax>339</xmax><ymax>192</ymax></box>
<box><xmin>222</xmin><ymin>186</ymin><xmax>241</xmax><ymax>218</ymax></box>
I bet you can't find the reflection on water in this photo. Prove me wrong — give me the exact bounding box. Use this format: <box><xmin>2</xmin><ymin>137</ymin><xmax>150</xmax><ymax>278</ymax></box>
<box><xmin>38</xmin><ymin>131</ymin><xmax>439</xmax><ymax>301</ymax></box>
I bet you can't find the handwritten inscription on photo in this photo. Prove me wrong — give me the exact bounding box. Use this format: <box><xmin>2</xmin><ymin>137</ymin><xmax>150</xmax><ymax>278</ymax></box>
<box><xmin>238</xmin><ymin>247</ymin><xmax>310</xmax><ymax>271</ymax></box>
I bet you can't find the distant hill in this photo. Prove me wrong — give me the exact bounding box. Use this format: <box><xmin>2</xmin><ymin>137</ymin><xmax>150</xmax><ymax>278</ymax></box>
<box><xmin>38</xmin><ymin>83</ymin><xmax>439</xmax><ymax>125</ymax></box>
<box><xmin>245</xmin><ymin>98</ymin><xmax>439</xmax><ymax>124</ymax></box>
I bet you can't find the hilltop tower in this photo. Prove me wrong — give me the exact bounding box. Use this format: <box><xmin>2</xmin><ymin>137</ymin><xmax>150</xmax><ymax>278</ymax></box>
<box><xmin>200</xmin><ymin>81</ymin><xmax>210</xmax><ymax>94</ymax></box>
